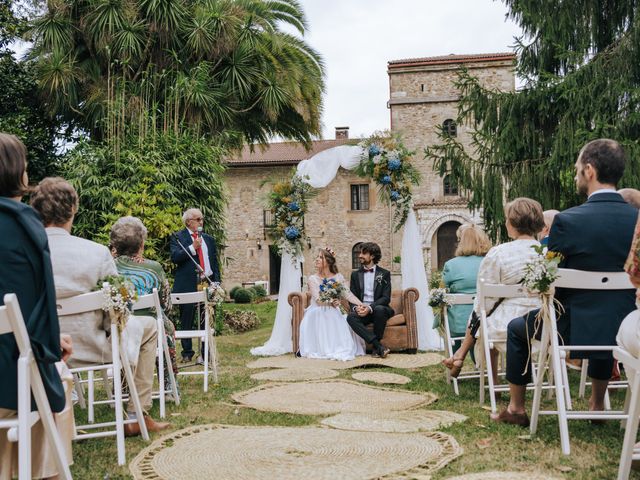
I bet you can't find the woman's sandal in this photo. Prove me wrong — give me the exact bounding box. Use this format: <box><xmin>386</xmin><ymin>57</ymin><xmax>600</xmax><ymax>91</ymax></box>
<box><xmin>442</xmin><ymin>357</ymin><xmax>464</xmax><ymax>378</ymax></box>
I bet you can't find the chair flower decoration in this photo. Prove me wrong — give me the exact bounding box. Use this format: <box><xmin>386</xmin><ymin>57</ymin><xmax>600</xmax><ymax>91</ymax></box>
<box><xmin>99</xmin><ymin>275</ymin><xmax>138</xmax><ymax>333</ymax></box>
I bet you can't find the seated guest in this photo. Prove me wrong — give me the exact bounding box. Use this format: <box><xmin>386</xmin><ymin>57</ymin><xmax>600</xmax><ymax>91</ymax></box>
<box><xmin>617</xmin><ymin>211</ymin><xmax>640</xmax><ymax>356</ymax></box>
<box><xmin>109</xmin><ymin>216</ymin><xmax>179</xmax><ymax>392</ymax></box>
<box><xmin>442</xmin><ymin>198</ymin><xmax>544</xmax><ymax>381</ymax></box>
<box><xmin>493</xmin><ymin>139</ymin><xmax>637</xmax><ymax>427</ymax></box>
<box><xmin>0</xmin><ymin>134</ymin><xmax>74</xmax><ymax>478</ymax></box>
<box><xmin>538</xmin><ymin>209</ymin><xmax>560</xmax><ymax>246</ymax></box>
<box><xmin>619</xmin><ymin>188</ymin><xmax>640</xmax><ymax>209</ymax></box>
<box><xmin>441</xmin><ymin>224</ymin><xmax>492</xmax><ymax>353</ymax></box>
<box><xmin>30</xmin><ymin>177</ymin><xmax>169</xmax><ymax>435</ymax></box>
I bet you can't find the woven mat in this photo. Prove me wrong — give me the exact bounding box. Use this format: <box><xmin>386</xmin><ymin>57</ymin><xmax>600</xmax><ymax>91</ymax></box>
<box><xmin>321</xmin><ymin>410</ymin><xmax>467</xmax><ymax>433</ymax></box>
<box><xmin>130</xmin><ymin>424</ymin><xmax>462</xmax><ymax>480</ymax></box>
<box><xmin>352</xmin><ymin>371</ymin><xmax>411</xmax><ymax>384</ymax></box>
<box><xmin>232</xmin><ymin>380</ymin><xmax>437</xmax><ymax>415</ymax></box>
<box><xmin>250</xmin><ymin>368</ymin><xmax>339</xmax><ymax>382</ymax></box>
<box><xmin>246</xmin><ymin>352</ymin><xmax>443</xmax><ymax>370</ymax></box>
<box><xmin>445</xmin><ymin>472</ymin><xmax>562</xmax><ymax>480</ymax></box>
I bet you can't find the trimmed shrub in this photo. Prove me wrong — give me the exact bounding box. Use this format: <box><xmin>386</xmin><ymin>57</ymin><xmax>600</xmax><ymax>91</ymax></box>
<box><xmin>233</xmin><ymin>288</ymin><xmax>252</xmax><ymax>304</ymax></box>
<box><xmin>229</xmin><ymin>285</ymin><xmax>242</xmax><ymax>300</ymax></box>
<box><xmin>223</xmin><ymin>310</ymin><xmax>260</xmax><ymax>333</ymax></box>
<box><xmin>249</xmin><ymin>285</ymin><xmax>267</xmax><ymax>298</ymax></box>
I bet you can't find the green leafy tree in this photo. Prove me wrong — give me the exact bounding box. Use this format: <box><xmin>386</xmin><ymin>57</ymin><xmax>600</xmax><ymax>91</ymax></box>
<box><xmin>62</xmin><ymin>130</ymin><xmax>228</xmax><ymax>273</ymax></box>
<box><xmin>28</xmin><ymin>0</ymin><xmax>324</xmax><ymax>146</ymax></box>
<box><xmin>0</xmin><ymin>0</ymin><xmax>62</xmax><ymax>181</ymax></box>
<box><xmin>425</xmin><ymin>0</ymin><xmax>640</xmax><ymax>238</ymax></box>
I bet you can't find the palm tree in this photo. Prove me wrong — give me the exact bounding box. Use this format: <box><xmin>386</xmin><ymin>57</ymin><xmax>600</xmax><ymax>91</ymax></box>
<box><xmin>29</xmin><ymin>0</ymin><xmax>325</xmax><ymax>145</ymax></box>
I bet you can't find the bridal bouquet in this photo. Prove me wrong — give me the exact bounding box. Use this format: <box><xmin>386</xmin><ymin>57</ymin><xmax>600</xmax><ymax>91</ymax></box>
<box><xmin>99</xmin><ymin>275</ymin><xmax>138</xmax><ymax>333</ymax></box>
<box><xmin>522</xmin><ymin>245</ymin><xmax>563</xmax><ymax>295</ymax></box>
<box><xmin>319</xmin><ymin>278</ymin><xmax>347</xmax><ymax>314</ymax></box>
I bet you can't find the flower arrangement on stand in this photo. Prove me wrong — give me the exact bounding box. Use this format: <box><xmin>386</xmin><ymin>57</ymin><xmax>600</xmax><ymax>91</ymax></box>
<box><xmin>99</xmin><ymin>275</ymin><xmax>138</xmax><ymax>333</ymax></box>
<box><xmin>355</xmin><ymin>132</ymin><xmax>421</xmax><ymax>231</ymax></box>
<box><xmin>265</xmin><ymin>171</ymin><xmax>316</xmax><ymax>257</ymax></box>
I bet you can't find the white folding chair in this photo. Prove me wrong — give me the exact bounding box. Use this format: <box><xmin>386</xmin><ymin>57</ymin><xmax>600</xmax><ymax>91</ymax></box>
<box><xmin>530</xmin><ymin>269</ymin><xmax>635</xmax><ymax>456</ymax></box>
<box><xmin>57</xmin><ymin>287</ymin><xmax>149</xmax><ymax>466</ymax></box>
<box><xmin>476</xmin><ymin>279</ymin><xmax>555</xmax><ymax>413</ymax></box>
<box><xmin>171</xmin><ymin>291</ymin><xmax>218</xmax><ymax>392</ymax></box>
<box><xmin>443</xmin><ymin>293</ymin><xmax>478</xmax><ymax>395</ymax></box>
<box><xmin>614</xmin><ymin>346</ymin><xmax>640</xmax><ymax>480</ymax></box>
<box><xmin>132</xmin><ymin>289</ymin><xmax>180</xmax><ymax>418</ymax></box>
<box><xmin>0</xmin><ymin>294</ymin><xmax>73</xmax><ymax>480</ymax></box>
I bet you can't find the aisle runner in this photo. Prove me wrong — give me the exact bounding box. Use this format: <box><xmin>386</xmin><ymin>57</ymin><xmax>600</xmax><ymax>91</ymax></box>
<box><xmin>130</xmin><ymin>425</ymin><xmax>462</xmax><ymax>480</ymax></box>
<box><xmin>231</xmin><ymin>380</ymin><xmax>437</xmax><ymax>415</ymax></box>
<box><xmin>246</xmin><ymin>352</ymin><xmax>443</xmax><ymax>370</ymax></box>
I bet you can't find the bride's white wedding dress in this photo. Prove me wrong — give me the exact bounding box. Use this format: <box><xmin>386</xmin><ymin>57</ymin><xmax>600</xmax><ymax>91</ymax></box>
<box><xmin>299</xmin><ymin>273</ymin><xmax>366</xmax><ymax>361</ymax></box>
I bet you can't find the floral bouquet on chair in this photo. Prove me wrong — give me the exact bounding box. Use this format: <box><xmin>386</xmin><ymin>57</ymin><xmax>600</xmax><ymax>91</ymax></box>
<box><xmin>428</xmin><ymin>287</ymin><xmax>450</xmax><ymax>334</ymax></box>
<box><xmin>522</xmin><ymin>245</ymin><xmax>563</xmax><ymax>295</ymax></box>
<box><xmin>99</xmin><ymin>275</ymin><xmax>138</xmax><ymax>333</ymax></box>
<box><xmin>319</xmin><ymin>278</ymin><xmax>347</xmax><ymax>314</ymax></box>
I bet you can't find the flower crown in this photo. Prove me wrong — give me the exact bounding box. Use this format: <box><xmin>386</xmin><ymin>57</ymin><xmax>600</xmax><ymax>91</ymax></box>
<box><xmin>324</xmin><ymin>246</ymin><xmax>336</xmax><ymax>257</ymax></box>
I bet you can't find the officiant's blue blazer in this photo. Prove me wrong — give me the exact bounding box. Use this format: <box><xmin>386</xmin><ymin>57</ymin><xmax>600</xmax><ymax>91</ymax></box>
<box><xmin>548</xmin><ymin>191</ymin><xmax>637</xmax><ymax>357</ymax></box>
<box><xmin>170</xmin><ymin>227</ymin><xmax>220</xmax><ymax>293</ymax></box>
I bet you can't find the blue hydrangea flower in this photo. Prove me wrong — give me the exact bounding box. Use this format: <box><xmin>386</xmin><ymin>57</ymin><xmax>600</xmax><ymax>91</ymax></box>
<box><xmin>284</xmin><ymin>226</ymin><xmax>300</xmax><ymax>240</ymax></box>
<box><xmin>381</xmin><ymin>175</ymin><xmax>392</xmax><ymax>185</ymax></box>
<box><xmin>390</xmin><ymin>190</ymin><xmax>401</xmax><ymax>201</ymax></box>
<box><xmin>388</xmin><ymin>158</ymin><xmax>402</xmax><ymax>171</ymax></box>
<box><xmin>369</xmin><ymin>144</ymin><xmax>381</xmax><ymax>156</ymax></box>
<box><xmin>288</xmin><ymin>201</ymin><xmax>300</xmax><ymax>211</ymax></box>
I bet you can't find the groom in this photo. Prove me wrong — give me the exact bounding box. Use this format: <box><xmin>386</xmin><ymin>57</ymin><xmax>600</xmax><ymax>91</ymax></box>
<box><xmin>347</xmin><ymin>242</ymin><xmax>394</xmax><ymax>358</ymax></box>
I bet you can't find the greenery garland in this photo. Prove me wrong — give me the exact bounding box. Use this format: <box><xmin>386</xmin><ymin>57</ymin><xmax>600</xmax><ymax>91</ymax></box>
<box><xmin>264</xmin><ymin>171</ymin><xmax>316</xmax><ymax>257</ymax></box>
<box><xmin>355</xmin><ymin>132</ymin><xmax>421</xmax><ymax>231</ymax></box>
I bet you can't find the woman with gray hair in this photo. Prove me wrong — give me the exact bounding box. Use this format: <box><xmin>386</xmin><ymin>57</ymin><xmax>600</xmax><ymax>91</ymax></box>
<box><xmin>110</xmin><ymin>216</ymin><xmax>179</xmax><ymax>392</ymax></box>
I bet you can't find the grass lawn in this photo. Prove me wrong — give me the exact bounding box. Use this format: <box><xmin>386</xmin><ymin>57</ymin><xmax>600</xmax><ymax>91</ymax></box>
<box><xmin>70</xmin><ymin>300</ymin><xmax>639</xmax><ymax>479</ymax></box>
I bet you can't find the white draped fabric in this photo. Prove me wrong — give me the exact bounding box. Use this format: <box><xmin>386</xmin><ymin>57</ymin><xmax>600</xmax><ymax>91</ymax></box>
<box><xmin>401</xmin><ymin>209</ymin><xmax>441</xmax><ymax>350</ymax></box>
<box><xmin>250</xmin><ymin>252</ymin><xmax>302</xmax><ymax>356</ymax></box>
<box><xmin>251</xmin><ymin>144</ymin><xmax>442</xmax><ymax>355</ymax></box>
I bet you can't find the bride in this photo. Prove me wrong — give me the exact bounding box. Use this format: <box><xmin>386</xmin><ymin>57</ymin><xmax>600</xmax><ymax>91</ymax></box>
<box><xmin>299</xmin><ymin>247</ymin><xmax>366</xmax><ymax>361</ymax></box>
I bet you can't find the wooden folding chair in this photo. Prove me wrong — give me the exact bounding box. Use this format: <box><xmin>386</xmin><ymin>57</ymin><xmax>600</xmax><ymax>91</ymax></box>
<box><xmin>0</xmin><ymin>293</ymin><xmax>72</xmax><ymax>480</ymax></box>
<box><xmin>171</xmin><ymin>291</ymin><xmax>218</xmax><ymax>392</ymax></box>
<box><xmin>443</xmin><ymin>293</ymin><xmax>477</xmax><ymax>395</ymax></box>
<box><xmin>57</xmin><ymin>287</ymin><xmax>149</xmax><ymax>466</ymax></box>
<box><xmin>530</xmin><ymin>269</ymin><xmax>634</xmax><ymax>456</ymax></box>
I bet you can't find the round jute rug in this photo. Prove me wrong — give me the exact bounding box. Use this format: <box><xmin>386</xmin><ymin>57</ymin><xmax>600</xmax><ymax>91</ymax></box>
<box><xmin>321</xmin><ymin>410</ymin><xmax>468</xmax><ymax>433</ymax></box>
<box><xmin>232</xmin><ymin>380</ymin><xmax>437</xmax><ymax>415</ymax></box>
<box><xmin>246</xmin><ymin>352</ymin><xmax>443</xmax><ymax>370</ymax></box>
<box><xmin>130</xmin><ymin>424</ymin><xmax>462</xmax><ymax>480</ymax></box>
<box><xmin>351</xmin><ymin>371</ymin><xmax>411</xmax><ymax>384</ymax></box>
<box><xmin>445</xmin><ymin>472</ymin><xmax>562</xmax><ymax>480</ymax></box>
<box><xmin>250</xmin><ymin>368</ymin><xmax>339</xmax><ymax>382</ymax></box>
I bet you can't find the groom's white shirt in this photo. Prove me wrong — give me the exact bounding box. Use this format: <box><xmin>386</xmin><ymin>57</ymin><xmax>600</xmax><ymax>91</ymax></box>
<box><xmin>363</xmin><ymin>265</ymin><xmax>376</xmax><ymax>304</ymax></box>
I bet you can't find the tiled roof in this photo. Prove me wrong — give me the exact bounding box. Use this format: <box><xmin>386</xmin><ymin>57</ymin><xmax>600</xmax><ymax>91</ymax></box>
<box><xmin>226</xmin><ymin>138</ymin><xmax>355</xmax><ymax>166</ymax></box>
<box><xmin>388</xmin><ymin>52</ymin><xmax>516</xmax><ymax>68</ymax></box>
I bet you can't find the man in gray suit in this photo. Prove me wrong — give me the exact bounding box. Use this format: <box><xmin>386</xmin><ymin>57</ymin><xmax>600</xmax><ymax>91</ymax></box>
<box><xmin>31</xmin><ymin>177</ymin><xmax>168</xmax><ymax>435</ymax></box>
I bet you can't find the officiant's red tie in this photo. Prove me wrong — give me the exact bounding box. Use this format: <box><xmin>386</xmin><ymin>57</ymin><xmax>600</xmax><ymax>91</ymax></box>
<box><xmin>191</xmin><ymin>232</ymin><xmax>205</xmax><ymax>271</ymax></box>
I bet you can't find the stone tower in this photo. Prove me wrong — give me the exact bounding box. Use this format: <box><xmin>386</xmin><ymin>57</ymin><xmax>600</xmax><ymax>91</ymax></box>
<box><xmin>387</xmin><ymin>53</ymin><xmax>516</xmax><ymax>270</ymax></box>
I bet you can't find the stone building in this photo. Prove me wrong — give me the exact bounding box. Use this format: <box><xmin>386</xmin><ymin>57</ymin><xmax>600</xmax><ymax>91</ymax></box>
<box><xmin>388</xmin><ymin>52</ymin><xmax>515</xmax><ymax>270</ymax></box>
<box><xmin>222</xmin><ymin>53</ymin><xmax>516</xmax><ymax>292</ymax></box>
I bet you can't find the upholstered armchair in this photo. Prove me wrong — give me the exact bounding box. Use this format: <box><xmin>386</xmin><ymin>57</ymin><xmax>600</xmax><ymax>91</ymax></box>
<box><xmin>288</xmin><ymin>288</ymin><xmax>419</xmax><ymax>354</ymax></box>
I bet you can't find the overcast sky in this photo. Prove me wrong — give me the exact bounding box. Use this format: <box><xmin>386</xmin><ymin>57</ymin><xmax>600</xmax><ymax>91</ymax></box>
<box><xmin>295</xmin><ymin>0</ymin><xmax>522</xmax><ymax>140</ymax></box>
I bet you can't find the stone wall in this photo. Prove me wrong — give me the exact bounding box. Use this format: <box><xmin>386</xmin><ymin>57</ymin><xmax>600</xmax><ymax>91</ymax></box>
<box><xmin>388</xmin><ymin>58</ymin><xmax>514</xmax><ymax>271</ymax></box>
<box><xmin>223</xmin><ymin>166</ymin><xmax>399</xmax><ymax>292</ymax></box>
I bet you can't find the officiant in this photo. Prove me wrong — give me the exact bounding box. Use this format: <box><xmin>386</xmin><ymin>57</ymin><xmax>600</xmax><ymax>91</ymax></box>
<box><xmin>170</xmin><ymin>208</ymin><xmax>221</xmax><ymax>363</ymax></box>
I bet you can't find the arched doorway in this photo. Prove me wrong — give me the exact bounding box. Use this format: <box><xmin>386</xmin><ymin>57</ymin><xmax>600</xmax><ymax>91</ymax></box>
<box><xmin>436</xmin><ymin>221</ymin><xmax>461</xmax><ymax>270</ymax></box>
